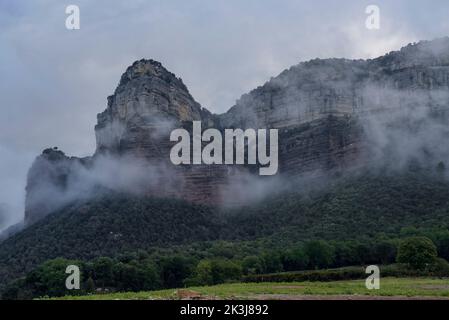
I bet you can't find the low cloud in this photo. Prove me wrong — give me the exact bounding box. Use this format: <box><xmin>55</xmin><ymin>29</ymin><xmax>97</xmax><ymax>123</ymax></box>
<box><xmin>24</xmin><ymin>152</ymin><xmax>184</xmax><ymax>224</ymax></box>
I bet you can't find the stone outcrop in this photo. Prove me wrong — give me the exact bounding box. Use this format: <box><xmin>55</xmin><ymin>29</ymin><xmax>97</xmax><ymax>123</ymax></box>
<box><xmin>95</xmin><ymin>59</ymin><xmax>213</xmax><ymax>158</ymax></box>
<box><xmin>24</xmin><ymin>38</ymin><xmax>449</xmax><ymax>225</ymax></box>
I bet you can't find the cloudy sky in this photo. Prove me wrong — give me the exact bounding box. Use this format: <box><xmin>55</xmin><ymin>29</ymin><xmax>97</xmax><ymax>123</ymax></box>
<box><xmin>0</xmin><ymin>0</ymin><xmax>448</xmax><ymax>229</ymax></box>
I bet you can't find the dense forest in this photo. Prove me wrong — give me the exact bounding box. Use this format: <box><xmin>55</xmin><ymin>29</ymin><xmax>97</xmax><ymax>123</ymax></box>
<box><xmin>3</xmin><ymin>167</ymin><xmax>449</xmax><ymax>298</ymax></box>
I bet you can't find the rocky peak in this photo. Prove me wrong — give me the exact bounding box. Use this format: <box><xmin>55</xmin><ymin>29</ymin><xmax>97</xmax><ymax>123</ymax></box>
<box><xmin>116</xmin><ymin>59</ymin><xmax>189</xmax><ymax>93</ymax></box>
<box><xmin>41</xmin><ymin>147</ymin><xmax>68</xmax><ymax>161</ymax></box>
<box><xmin>95</xmin><ymin>59</ymin><xmax>205</xmax><ymax>157</ymax></box>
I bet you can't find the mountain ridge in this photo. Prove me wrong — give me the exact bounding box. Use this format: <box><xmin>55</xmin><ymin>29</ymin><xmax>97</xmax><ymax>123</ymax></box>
<box><xmin>23</xmin><ymin>37</ymin><xmax>449</xmax><ymax>225</ymax></box>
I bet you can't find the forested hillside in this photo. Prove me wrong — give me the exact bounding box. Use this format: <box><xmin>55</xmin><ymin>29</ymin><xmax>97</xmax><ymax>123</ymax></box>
<box><xmin>2</xmin><ymin>167</ymin><xmax>449</xmax><ymax>297</ymax></box>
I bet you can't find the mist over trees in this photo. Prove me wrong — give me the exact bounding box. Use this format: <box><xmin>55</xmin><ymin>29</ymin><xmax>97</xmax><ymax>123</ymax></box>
<box><xmin>3</xmin><ymin>168</ymin><xmax>449</xmax><ymax>298</ymax></box>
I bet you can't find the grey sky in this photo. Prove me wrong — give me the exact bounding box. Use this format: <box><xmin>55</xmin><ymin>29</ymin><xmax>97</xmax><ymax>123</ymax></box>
<box><xmin>0</xmin><ymin>0</ymin><xmax>448</xmax><ymax>229</ymax></box>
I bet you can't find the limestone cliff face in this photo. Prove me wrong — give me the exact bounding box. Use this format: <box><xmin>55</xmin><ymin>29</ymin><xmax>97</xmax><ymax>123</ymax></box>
<box><xmin>220</xmin><ymin>38</ymin><xmax>449</xmax><ymax>174</ymax></box>
<box><xmin>95</xmin><ymin>59</ymin><xmax>210</xmax><ymax>159</ymax></box>
<box><xmin>93</xmin><ymin>59</ymin><xmax>227</xmax><ymax>204</ymax></box>
<box><xmin>24</xmin><ymin>38</ymin><xmax>449</xmax><ymax>225</ymax></box>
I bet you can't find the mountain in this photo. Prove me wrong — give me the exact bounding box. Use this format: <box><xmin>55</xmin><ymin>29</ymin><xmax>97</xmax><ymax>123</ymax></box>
<box><xmin>23</xmin><ymin>38</ymin><xmax>449</xmax><ymax>225</ymax></box>
<box><xmin>3</xmin><ymin>37</ymin><xmax>449</xmax><ymax>291</ymax></box>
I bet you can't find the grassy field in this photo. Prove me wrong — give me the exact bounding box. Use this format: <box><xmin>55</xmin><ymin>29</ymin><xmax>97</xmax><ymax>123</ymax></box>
<box><xmin>52</xmin><ymin>277</ymin><xmax>449</xmax><ymax>300</ymax></box>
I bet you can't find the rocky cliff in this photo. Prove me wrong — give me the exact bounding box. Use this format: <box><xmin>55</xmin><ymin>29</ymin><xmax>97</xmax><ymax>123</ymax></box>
<box><xmin>24</xmin><ymin>38</ymin><xmax>449</xmax><ymax>225</ymax></box>
<box><xmin>95</xmin><ymin>59</ymin><xmax>211</xmax><ymax>157</ymax></box>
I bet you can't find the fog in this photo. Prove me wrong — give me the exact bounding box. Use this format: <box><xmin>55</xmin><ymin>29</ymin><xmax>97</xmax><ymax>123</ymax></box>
<box><xmin>360</xmin><ymin>87</ymin><xmax>449</xmax><ymax>171</ymax></box>
<box><xmin>23</xmin><ymin>151</ymin><xmax>185</xmax><ymax>227</ymax></box>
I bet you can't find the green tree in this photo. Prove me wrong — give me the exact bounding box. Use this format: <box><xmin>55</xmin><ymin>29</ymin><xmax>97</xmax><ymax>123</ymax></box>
<box><xmin>160</xmin><ymin>255</ymin><xmax>194</xmax><ymax>288</ymax></box>
<box><xmin>92</xmin><ymin>257</ymin><xmax>114</xmax><ymax>288</ymax></box>
<box><xmin>140</xmin><ymin>260</ymin><xmax>161</xmax><ymax>290</ymax></box>
<box><xmin>281</xmin><ymin>248</ymin><xmax>309</xmax><ymax>271</ymax></box>
<box><xmin>114</xmin><ymin>263</ymin><xmax>144</xmax><ymax>291</ymax></box>
<box><xmin>427</xmin><ymin>229</ymin><xmax>449</xmax><ymax>262</ymax></box>
<box><xmin>242</xmin><ymin>256</ymin><xmax>263</xmax><ymax>275</ymax></box>
<box><xmin>373</xmin><ymin>241</ymin><xmax>397</xmax><ymax>264</ymax></box>
<box><xmin>210</xmin><ymin>259</ymin><xmax>242</xmax><ymax>284</ymax></box>
<box><xmin>354</xmin><ymin>243</ymin><xmax>374</xmax><ymax>264</ymax></box>
<box><xmin>333</xmin><ymin>242</ymin><xmax>359</xmax><ymax>266</ymax></box>
<box><xmin>27</xmin><ymin>258</ymin><xmax>82</xmax><ymax>297</ymax></box>
<box><xmin>397</xmin><ymin>237</ymin><xmax>437</xmax><ymax>270</ymax></box>
<box><xmin>261</xmin><ymin>251</ymin><xmax>283</xmax><ymax>273</ymax></box>
<box><xmin>189</xmin><ymin>258</ymin><xmax>242</xmax><ymax>286</ymax></box>
<box><xmin>85</xmin><ymin>277</ymin><xmax>95</xmax><ymax>293</ymax></box>
<box><xmin>304</xmin><ymin>241</ymin><xmax>334</xmax><ymax>269</ymax></box>
<box><xmin>190</xmin><ymin>260</ymin><xmax>213</xmax><ymax>285</ymax></box>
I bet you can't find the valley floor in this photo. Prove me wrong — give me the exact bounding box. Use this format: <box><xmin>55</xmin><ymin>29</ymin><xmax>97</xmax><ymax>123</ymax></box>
<box><xmin>52</xmin><ymin>277</ymin><xmax>449</xmax><ymax>300</ymax></box>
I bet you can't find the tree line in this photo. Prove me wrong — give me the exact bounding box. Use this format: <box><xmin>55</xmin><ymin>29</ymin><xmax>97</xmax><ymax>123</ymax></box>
<box><xmin>3</xmin><ymin>232</ymin><xmax>449</xmax><ymax>299</ymax></box>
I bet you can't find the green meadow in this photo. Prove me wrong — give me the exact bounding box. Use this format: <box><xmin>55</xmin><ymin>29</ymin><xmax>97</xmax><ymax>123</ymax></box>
<box><xmin>52</xmin><ymin>277</ymin><xmax>449</xmax><ymax>300</ymax></box>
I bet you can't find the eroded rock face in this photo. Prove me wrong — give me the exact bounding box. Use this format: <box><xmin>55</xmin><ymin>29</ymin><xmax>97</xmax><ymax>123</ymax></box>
<box><xmin>93</xmin><ymin>59</ymin><xmax>226</xmax><ymax>206</ymax></box>
<box><xmin>219</xmin><ymin>38</ymin><xmax>449</xmax><ymax>175</ymax></box>
<box><xmin>24</xmin><ymin>38</ymin><xmax>449</xmax><ymax>225</ymax></box>
<box><xmin>95</xmin><ymin>59</ymin><xmax>210</xmax><ymax>159</ymax></box>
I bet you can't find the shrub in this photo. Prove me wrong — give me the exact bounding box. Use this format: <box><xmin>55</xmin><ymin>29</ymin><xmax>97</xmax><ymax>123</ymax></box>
<box><xmin>243</xmin><ymin>266</ymin><xmax>366</xmax><ymax>283</ymax></box>
<box><xmin>427</xmin><ymin>257</ymin><xmax>449</xmax><ymax>276</ymax></box>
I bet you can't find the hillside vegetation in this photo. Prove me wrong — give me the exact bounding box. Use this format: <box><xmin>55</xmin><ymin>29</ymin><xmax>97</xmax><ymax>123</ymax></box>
<box><xmin>2</xmin><ymin>168</ymin><xmax>449</xmax><ymax>298</ymax></box>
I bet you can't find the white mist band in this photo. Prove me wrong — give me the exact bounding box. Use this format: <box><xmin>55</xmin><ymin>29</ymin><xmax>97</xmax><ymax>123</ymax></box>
<box><xmin>170</xmin><ymin>121</ymin><xmax>279</xmax><ymax>175</ymax></box>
